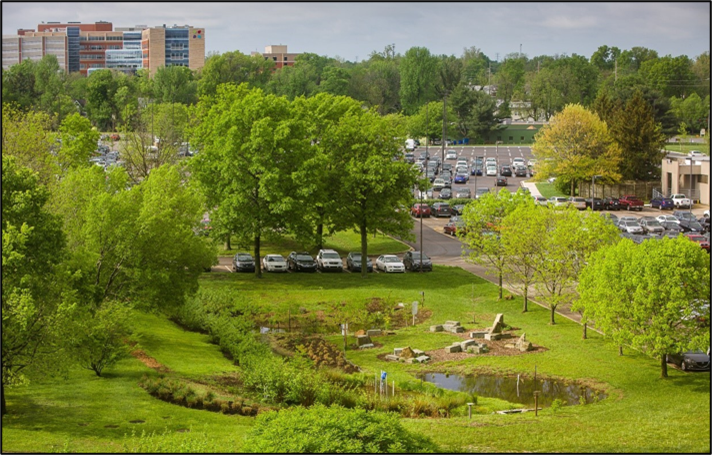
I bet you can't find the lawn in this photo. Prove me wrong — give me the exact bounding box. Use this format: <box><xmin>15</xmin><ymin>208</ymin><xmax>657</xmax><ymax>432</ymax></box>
<box><xmin>664</xmin><ymin>141</ymin><xmax>709</xmax><ymax>155</ymax></box>
<box><xmin>2</xmin><ymin>266</ymin><xmax>709</xmax><ymax>453</ymax></box>
<box><xmin>535</xmin><ymin>182</ymin><xmax>567</xmax><ymax>199</ymax></box>
<box><xmin>217</xmin><ymin>230</ymin><xmax>409</xmax><ymax>257</ymax></box>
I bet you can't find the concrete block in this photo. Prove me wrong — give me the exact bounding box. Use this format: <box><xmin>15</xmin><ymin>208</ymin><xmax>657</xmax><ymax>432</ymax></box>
<box><xmin>358</xmin><ymin>343</ymin><xmax>374</xmax><ymax>349</ymax></box>
<box><xmin>445</xmin><ymin>344</ymin><xmax>462</xmax><ymax>353</ymax></box>
<box><xmin>412</xmin><ymin>349</ymin><xmax>425</xmax><ymax>357</ymax></box>
<box><xmin>414</xmin><ymin>355</ymin><xmax>430</xmax><ymax>363</ymax></box>
<box><xmin>430</xmin><ymin>325</ymin><xmax>444</xmax><ymax>332</ymax></box>
<box><xmin>460</xmin><ymin>339</ymin><xmax>478</xmax><ymax>350</ymax></box>
<box><xmin>366</xmin><ymin>329</ymin><xmax>381</xmax><ymax>337</ymax></box>
<box><xmin>470</xmin><ymin>331</ymin><xmax>488</xmax><ymax>338</ymax></box>
<box><xmin>385</xmin><ymin>354</ymin><xmax>400</xmax><ymax>361</ymax></box>
<box><xmin>393</xmin><ymin>347</ymin><xmax>404</xmax><ymax>356</ymax></box>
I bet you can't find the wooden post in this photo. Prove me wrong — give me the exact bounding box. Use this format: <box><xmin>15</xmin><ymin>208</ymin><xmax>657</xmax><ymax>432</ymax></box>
<box><xmin>467</xmin><ymin>402</ymin><xmax>474</xmax><ymax>419</ymax></box>
<box><xmin>288</xmin><ymin>309</ymin><xmax>291</xmax><ymax>333</ymax></box>
<box><xmin>534</xmin><ymin>391</ymin><xmax>539</xmax><ymax>417</ymax></box>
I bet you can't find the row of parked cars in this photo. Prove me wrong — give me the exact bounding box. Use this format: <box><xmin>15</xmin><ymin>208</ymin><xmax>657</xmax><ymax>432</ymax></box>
<box><xmin>232</xmin><ymin>249</ymin><xmax>434</xmax><ymax>273</ymax></box>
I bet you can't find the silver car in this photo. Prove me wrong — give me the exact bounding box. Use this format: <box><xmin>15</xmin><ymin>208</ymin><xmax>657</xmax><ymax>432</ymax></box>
<box><xmin>618</xmin><ymin>220</ymin><xmax>644</xmax><ymax>234</ymax></box>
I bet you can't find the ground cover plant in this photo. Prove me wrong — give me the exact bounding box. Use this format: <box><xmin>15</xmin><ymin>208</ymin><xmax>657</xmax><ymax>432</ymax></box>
<box><xmin>2</xmin><ymin>265</ymin><xmax>709</xmax><ymax>453</ymax></box>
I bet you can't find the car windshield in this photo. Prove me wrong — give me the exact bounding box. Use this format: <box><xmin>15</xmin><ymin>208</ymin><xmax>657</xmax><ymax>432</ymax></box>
<box><xmin>350</xmin><ymin>253</ymin><xmax>362</xmax><ymax>260</ymax></box>
<box><xmin>296</xmin><ymin>254</ymin><xmax>313</xmax><ymax>261</ymax></box>
<box><xmin>646</xmin><ymin>221</ymin><xmax>661</xmax><ymax>227</ymax></box>
<box><xmin>237</xmin><ymin>254</ymin><xmax>253</xmax><ymax>261</ymax></box>
<box><xmin>411</xmin><ymin>253</ymin><xmax>430</xmax><ymax>260</ymax></box>
<box><xmin>384</xmin><ymin>257</ymin><xmax>399</xmax><ymax>262</ymax></box>
<box><xmin>625</xmin><ymin>221</ymin><xmax>640</xmax><ymax>226</ymax></box>
<box><xmin>267</xmin><ymin>256</ymin><xmax>282</xmax><ymax>262</ymax></box>
<box><xmin>323</xmin><ymin>253</ymin><xmax>340</xmax><ymax>259</ymax></box>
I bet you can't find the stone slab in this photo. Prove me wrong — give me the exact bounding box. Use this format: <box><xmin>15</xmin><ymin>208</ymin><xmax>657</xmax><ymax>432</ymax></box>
<box><xmin>484</xmin><ymin>332</ymin><xmax>502</xmax><ymax>341</ymax></box>
<box><xmin>414</xmin><ymin>355</ymin><xmax>430</xmax><ymax>363</ymax></box>
<box><xmin>460</xmin><ymin>339</ymin><xmax>478</xmax><ymax>350</ymax></box>
<box><xmin>445</xmin><ymin>344</ymin><xmax>462</xmax><ymax>353</ymax></box>
<box><xmin>393</xmin><ymin>347</ymin><xmax>404</xmax><ymax>356</ymax></box>
<box><xmin>430</xmin><ymin>325</ymin><xmax>444</xmax><ymax>332</ymax></box>
<box><xmin>470</xmin><ymin>331</ymin><xmax>488</xmax><ymax>338</ymax></box>
<box><xmin>358</xmin><ymin>343</ymin><xmax>374</xmax><ymax>349</ymax></box>
<box><xmin>444</xmin><ymin>320</ymin><xmax>461</xmax><ymax>327</ymax></box>
<box><xmin>356</xmin><ymin>335</ymin><xmax>373</xmax><ymax>346</ymax></box>
<box><xmin>366</xmin><ymin>329</ymin><xmax>381</xmax><ymax>337</ymax></box>
<box><xmin>412</xmin><ymin>349</ymin><xmax>425</xmax><ymax>356</ymax></box>
<box><xmin>385</xmin><ymin>354</ymin><xmax>400</xmax><ymax>361</ymax></box>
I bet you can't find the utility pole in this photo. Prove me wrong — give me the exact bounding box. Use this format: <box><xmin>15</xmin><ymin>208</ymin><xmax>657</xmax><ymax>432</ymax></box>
<box><xmin>441</xmin><ymin>93</ymin><xmax>447</xmax><ymax>164</ymax></box>
<box><xmin>614</xmin><ymin>60</ymin><xmax>617</xmax><ymax>83</ymax></box>
<box><xmin>519</xmin><ymin>44</ymin><xmax>522</xmax><ymax>59</ymax></box>
<box><xmin>420</xmin><ymin>104</ymin><xmax>428</xmax><ymax>272</ymax></box>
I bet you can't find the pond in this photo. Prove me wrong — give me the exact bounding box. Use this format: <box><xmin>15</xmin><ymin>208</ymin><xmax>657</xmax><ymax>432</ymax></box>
<box><xmin>416</xmin><ymin>372</ymin><xmax>605</xmax><ymax>407</ymax></box>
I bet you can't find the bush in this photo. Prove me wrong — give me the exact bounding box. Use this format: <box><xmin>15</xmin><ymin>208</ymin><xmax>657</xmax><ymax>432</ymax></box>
<box><xmin>243</xmin><ymin>404</ymin><xmax>438</xmax><ymax>453</ymax></box>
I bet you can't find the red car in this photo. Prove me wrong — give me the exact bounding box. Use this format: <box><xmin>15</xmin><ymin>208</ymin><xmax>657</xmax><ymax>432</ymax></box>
<box><xmin>444</xmin><ymin>220</ymin><xmax>465</xmax><ymax>236</ymax></box>
<box><xmin>684</xmin><ymin>234</ymin><xmax>710</xmax><ymax>253</ymax></box>
<box><xmin>411</xmin><ymin>203</ymin><xmax>431</xmax><ymax>218</ymax></box>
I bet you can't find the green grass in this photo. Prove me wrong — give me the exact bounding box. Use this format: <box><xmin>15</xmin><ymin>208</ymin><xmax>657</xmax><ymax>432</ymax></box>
<box><xmin>217</xmin><ymin>230</ymin><xmax>410</xmax><ymax>257</ymax></box>
<box><xmin>3</xmin><ymin>266</ymin><xmax>709</xmax><ymax>453</ymax></box>
<box><xmin>664</xmin><ymin>141</ymin><xmax>709</xmax><ymax>155</ymax></box>
<box><xmin>535</xmin><ymin>182</ymin><xmax>566</xmax><ymax>199</ymax></box>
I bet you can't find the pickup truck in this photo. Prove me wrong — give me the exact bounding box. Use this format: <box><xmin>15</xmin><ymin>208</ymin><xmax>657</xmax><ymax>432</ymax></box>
<box><xmin>670</xmin><ymin>193</ymin><xmax>692</xmax><ymax>209</ymax></box>
<box><xmin>618</xmin><ymin>195</ymin><xmax>644</xmax><ymax>211</ymax></box>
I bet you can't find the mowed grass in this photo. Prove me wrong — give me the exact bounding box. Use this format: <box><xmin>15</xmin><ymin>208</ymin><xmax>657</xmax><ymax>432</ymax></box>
<box><xmin>535</xmin><ymin>182</ymin><xmax>567</xmax><ymax>199</ymax></box>
<box><xmin>664</xmin><ymin>141</ymin><xmax>709</xmax><ymax>155</ymax></box>
<box><xmin>217</xmin><ymin>230</ymin><xmax>409</xmax><ymax>257</ymax></box>
<box><xmin>2</xmin><ymin>266</ymin><xmax>709</xmax><ymax>453</ymax></box>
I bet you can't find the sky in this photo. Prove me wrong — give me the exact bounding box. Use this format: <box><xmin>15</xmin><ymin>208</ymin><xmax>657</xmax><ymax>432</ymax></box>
<box><xmin>2</xmin><ymin>2</ymin><xmax>709</xmax><ymax>62</ymax></box>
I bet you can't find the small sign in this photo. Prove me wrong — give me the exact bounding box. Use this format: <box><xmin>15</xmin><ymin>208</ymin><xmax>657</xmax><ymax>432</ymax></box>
<box><xmin>412</xmin><ymin>301</ymin><xmax>419</xmax><ymax>315</ymax></box>
<box><xmin>340</xmin><ymin>323</ymin><xmax>348</xmax><ymax>336</ymax></box>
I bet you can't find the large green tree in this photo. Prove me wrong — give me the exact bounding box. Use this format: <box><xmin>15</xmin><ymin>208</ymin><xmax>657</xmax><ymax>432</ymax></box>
<box><xmin>198</xmin><ymin>50</ymin><xmax>274</xmax><ymax>97</ymax></box>
<box><xmin>575</xmin><ymin>237</ymin><xmax>710</xmax><ymax>378</ymax></box>
<box><xmin>58</xmin><ymin>113</ymin><xmax>101</xmax><ymax>172</ymax></box>
<box><xmin>190</xmin><ymin>83</ymin><xmax>306</xmax><ymax>277</ymax></box>
<box><xmin>399</xmin><ymin>47</ymin><xmax>438</xmax><ymax>114</ymax></box>
<box><xmin>2</xmin><ymin>156</ymin><xmax>74</xmax><ymax>415</ymax></box>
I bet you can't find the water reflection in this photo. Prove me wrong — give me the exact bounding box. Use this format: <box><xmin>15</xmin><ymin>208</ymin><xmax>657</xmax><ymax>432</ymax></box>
<box><xmin>417</xmin><ymin>372</ymin><xmax>605</xmax><ymax>407</ymax></box>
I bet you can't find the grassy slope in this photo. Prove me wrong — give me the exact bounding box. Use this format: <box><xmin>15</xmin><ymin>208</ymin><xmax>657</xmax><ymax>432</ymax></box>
<box><xmin>3</xmin><ymin>266</ymin><xmax>709</xmax><ymax>453</ymax></box>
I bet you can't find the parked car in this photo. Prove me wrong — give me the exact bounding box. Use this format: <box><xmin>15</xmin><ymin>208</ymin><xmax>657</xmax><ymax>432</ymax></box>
<box><xmin>375</xmin><ymin>254</ymin><xmax>406</xmax><ymax>273</ymax></box>
<box><xmin>316</xmin><ymin>249</ymin><xmax>343</xmax><ymax>272</ymax></box>
<box><xmin>638</xmin><ymin>218</ymin><xmax>665</xmax><ymax>235</ymax></box>
<box><xmin>513</xmin><ymin>165</ymin><xmax>528</xmax><ymax>177</ymax></box>
<box><xmin>287</xmin><ymin>251</ymin><xmax>317</xmax><ymax>272</ymax></box>
<box><xmin>475</xmin><ymin>187</ymin><xmax>490</xmax><ymax>199</ymax></box>
<box><xmin>404</xmin><ymin>152</ymin><xmax>415</xmax><ymax>164</ymax></box>
<box><xmin>666</xmin><ymin>350</ymin><xmax>711</xmax><ymax>371</ymax></box>
<box><xmin>431</xmin><ymin>202</ymin><xmax>452</xmax><ymax>217</ymax></box>
<box><xmin>659</xmin><ymin>221</ymin><xmax>683</xmax><ymax>234</ymax></box>
<box><xmin>454</xmin><ymin>187</ymin><xmax>471</xmax><ymax>199</ymax></box>
<box><xmin>411</xmin><ymin>203</ymin><xmax>431</xmax><ymax>218</ymax></box>
<box><xmin>533</xmin><ymin>195</ymin><xmax>548</xmax><ymax>206</ymax></box>
<box><xmin>548</xmin><ymin>196</ymin><xmax>569</xmax><ymax>207</ymax></box>
<box><xmin>512</xmin><ymin>157</ymin><xmax>526</xmax><ymax>168</ymax></box>
<box><xmin>567</xmin><ymin>197</ymin><xmax>587</xmax><ymax>210</ymax></box>
<box><xmin>601</xmin><ymin>213</ymin><xmax>619</xmax><ymax>226</ymax></box>
<box><xmin>439</xmin><ymin>188</ymin><xmax>452</xmax><ymax>199</ymax></box>
<box><xmin>657</xmin><ymin>214</ymin><xmax>680</xmax><ymax>224</ymax></box>
<box><xmin>670</xmin><ymin>193</ymin><xmax>692</xmax><ymax>209</ymax></box>
<box><xmin>471</xmin><ymin>162</ymin><xmax>483</xmax><ymax>176</ymax></box>
<box><xmin>618</xmin><ymin>195</ymin><xmax>644</xmax><ymax>211</ymax></box>
<box><xmin>445</xmin><ymin>150</ymin><xmax>457</xmax><ymax>160</ymax></box>
<box><xmin>346</xmin><ymin>252</ymin><xmax>373</xmax><ymax>272</ymax></box>
<box><xmin>500</xmin><ymin>165</ymin><xmax>512</xmax><ymax>177</ymax></box>
<box><xmin>673</xmin><ymin>211</ymin><xmax>696</xmax><ymax>222</ymax></box>
<box><xmin>495</xmin><ymin>177</ymin><xmax>508</xmax><ymax>187</ymax></box>
<box><xmin>403</xmin><ymin>251</ymin><xmax>433</xmax><ymax>272</ymax></box>
<box><xmin>618</xmin><ymin>219</ymin><xmax>644</xmax><ymax>234</ymax></box>
<box><xmin>432</xmin><ymin>178</ymin><xmax>446</xmax><ymax>190</ymax></box>
<box><xmin>232</xmin><ymin>252</ymin><xmax>256</xmax><ymax>272</ymax></box>
<box><xmin>454</xmin><ymin>173</ymin><xmax>469</xmax><ymax>184</ymax></box>
<box><xmin>603</xmin><ymin>197</ymin><xmax>621</xmax><ymax>211</ymax></box>
<box><xmin>583</xmin><ymin>197</ymin><xmax>603</xmax><ymax>211</ymax></box>
<box><xmin>698</xmin><ymin>216</ymin><xmax>710</xmax><ymax>233</ymax></box>
<box><xmin>486</xmin><ymin>165</ymin><xmax>497</xmax><ymax>176</ymax></box>
<box><xmin>684</xmin><ymin>234</ymin><xmax>710</xmax><ymax>253</ymax></box>
<box><xmin>263</xmin><ymin>254</ymin><xmax>288</xmax><ymax>272</ymax></box>
<box><xmin>444</xmin><ymin>220</ymin><xmax>466</xmax><ymax>236</ymax></box>
<box><xmin>451</xmin><ymin>204</ymin><xmax>465</xmax><ymax>216</ymax></box>
<box><xmin>650</xmin><ymin>197</ymin><xmax>675</xmax><ymax>210</ymax></box>
<box><xmin>441</xmin><ymin>162</ymin><xmax>453</xmax><ymax>173</ymax></box>
<box><xmin>679</xmin><ymin>219</ymin><xmax>705</xmax><ymax>233</ymax></box>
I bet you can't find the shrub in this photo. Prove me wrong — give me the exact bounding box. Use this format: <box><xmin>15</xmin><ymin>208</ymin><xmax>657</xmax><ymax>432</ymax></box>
<box><xmin>242</xmin><ymin>404</ymin><xmax>438</xmax><ymax>453</ymax></box>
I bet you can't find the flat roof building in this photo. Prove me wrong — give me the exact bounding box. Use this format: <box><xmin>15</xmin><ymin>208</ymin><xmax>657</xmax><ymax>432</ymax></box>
<box><xmin>251</xmin><ymin>44</ymin><xmax>299</xmax><ymax>69</ymax></box>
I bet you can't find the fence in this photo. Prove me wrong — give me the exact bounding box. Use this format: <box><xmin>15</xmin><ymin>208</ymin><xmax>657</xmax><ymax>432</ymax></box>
<box><xmin>578</xmin><ymin>181</ymin><xmax>660</xmax><ymax>201</ymax></box>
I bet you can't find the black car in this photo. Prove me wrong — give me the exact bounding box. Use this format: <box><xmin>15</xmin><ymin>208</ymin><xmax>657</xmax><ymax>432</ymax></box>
<box><xmin>346</xmin><ymin>252</ymin><xmax>373</xmax><ymax>272</ymax></box>
<box><xmin>495</xmin><ymin>177</ymin><xmax>508</xmax><ymax>186</ymax></box>
<box><xmin>432</xmin><ymin>202</ymin><xmax>452</xmax><ymax>217</ymax></box>
<box><xmin>441</xmin><ymin>163</ymin><xmax>453</xmax><ymax>173</ymax></box>
<box><xmin>287</xmin><ymin>251</ymin><xmax>317</xmax><ymax>272</ymax></box>
<box><xmin>232</xmin><ymin>252</ymin><xmax>256</xmax><ymax>272</ymax></box>
<box><xmin>679</xmin><ymin>219</ymin><xmax>705</xmax><ymax>233</ymax></box>
<box><xmin>451</xmin><ymin>204</ymin><xmax>465</xmax><ymax>216</ymax></box>
<box><xmin>698</xmin><ymin>216</ymin><xmax>710</xmax><ymax>233</ymax></box>
<box><xmin>513</xmin><ymin>165</ymin><xmax>528</xmax><ymax>177</ymax></box>
<box><xmin>585</xmin><ymin>198</ymin><xmax>604</xmax><ymax>211</ymax></box>
<box><xmin>603</xmin><ymin>197</ymin><xmax>620</xmax><ymax>211</ymax></box>
<box><xmin>439</xmin><ymin>187</ymin><xmax>452</xmax><ymax>199</ymax></box>
<box><xmin>659</xmin><ymin>221</ymin><xmax>683</xmax><ymax>234</ymax></box>
<box><xmin>666</xmin><ymin>350</ymin><xmax>711</xmax><ymax>371</ymax></box>
<box><xmin>500</xmin><ymin>165</ymin><xmax>512</xmax><ymax>177</ymax></box>
<box><xmin>403</xmin><ymin>251</ymin><xmax>433</xmax><ymax>272</ymax></box>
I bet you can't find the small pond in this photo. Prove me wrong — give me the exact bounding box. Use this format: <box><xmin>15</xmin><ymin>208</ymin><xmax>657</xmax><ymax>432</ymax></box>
<box><xmin>416</xmin><ymin>372</ymin><xmax>605</xmax><ymax>407</ymax></box>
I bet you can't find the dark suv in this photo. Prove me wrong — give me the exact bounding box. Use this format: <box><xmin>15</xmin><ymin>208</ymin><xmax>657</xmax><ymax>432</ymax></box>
<box><xmin>403</xmin><ymin>251</ymin><xmax>433</xmax><ymax>272</ymax></box>
<box><xmin>431</xmin><ymin>202</ymin><xmax>452</xmax><ymax>217</ymax></box>
<box><xmin>603</xmin><ymin>197</ymin><xmax>620</xmax><ymax>211</ymax></box>
<box><xmin>232</xmin><ymin>252</ymin><xmax>256</xmax><ymax>272</ymax></box>
<box><xmin>287</xmin><ymin>251</ymin><xmax>317</xmax><ymax>272</ymax></box>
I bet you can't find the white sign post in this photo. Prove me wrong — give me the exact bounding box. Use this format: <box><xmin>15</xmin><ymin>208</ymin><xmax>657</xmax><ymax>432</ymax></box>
<box><xmin>412</xmin><ymin>301</ymin><xmax>418</xmax><ymax>325</ymax></box>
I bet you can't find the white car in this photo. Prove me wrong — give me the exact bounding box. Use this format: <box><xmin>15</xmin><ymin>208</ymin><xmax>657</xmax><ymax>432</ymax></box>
<box><xmin>656</xmin><ymin>214</ymin><xmax>680</xmax><ymax>224</ymax></box>
<box><xmin>375</xmin><ymin>255</ymin><xmax>405</xmax><ymax>273</ymax></box>
<box><xmin>618</xmin><ymin>220</ymin><xmax>644</xmax><ymax>234</ymax></box>
<box><xmin>263</xmin><ymin>254</ymin><xmax>288</xmax><ymax>272</ymax></box>
<box><xmin>527</xmin><ymin>159</ymin><xmax>537</xmax><ymax>167</ymax></box>
<box><xmin>548</xmin><ymin>196</ymin><xmax>568</xmax><ymax>207</ymax></box>
<box><xmin>486</xmin><ymin>165</ymin><xmax>497</xmax><ymax>176</ymax></box>
<box><xmin>316</xmin><ymin>249</ymin><xmax>343</xmax><ymax>272</ymax></box>
<box><xmin>568</xmin><ymin>197</ymin><xmax>587</xmax><ymax>210</ymax></box>
<box><xmin>533</xmin><ymin>195</ymin><xmax>548</xmax><ymax>206</ymax></box>
<box><xmin>485</xmin><ymin>157</ymin><xmax>497</xmax><ymax>166</ymax></box>
<box><xmin>445</xmin><ymin>150</ymin><xmax>457</xmax><ymax>160</ymax></box>
<box><xmin>670</xmin><ymin>193</ymin><xmax>692</xmax><ymax>209</ymax></box>
<box><xmin>512</xmin><ymin>157</ymin><xmax>526</xmax><ymax>168</ymax></box>
<box><xmin>432</xmin><ymin>178</ymin><xmax>446</xmax><ymax>190</ymax></box>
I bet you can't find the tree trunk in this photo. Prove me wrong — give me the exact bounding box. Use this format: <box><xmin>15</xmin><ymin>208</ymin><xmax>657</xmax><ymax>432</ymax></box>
<box><xmin>225</xmin><ymin>233</ymin><xmax>231</xmax><ymax>251</ymax></box>
<box><xmin>522</xmin><ymin>286</ymin><xmax>528</xmax><ymax>313</ymax></box>
<box><xmin>661</xmin><ymin>354</ymin><xmax>668</xmax><ymax>378</ymax></box>
<box><xmin>360</xmin><ymin>222</ymin><xmax>368</xmax><ymax>279</ymax></box>
<box><xmin>619</xmin><ymin>345</ymin><xmax>623</xmax><ymax>356</ymax></box>
<box><xmin>498</xmin><ymin>271</ymin><xmax>503</xmax><ymax>300</ymax></box>
<box><xmin>316</xmin><ymin>223</ymin><xmax>324</xmax><ymax>251</ymax></box>
<box><xmin>571</xmin><ymin>179</ymin><xmax>575</xmax><ymax>196</ymax></box>
<box><xmin>1</xmin><ymin>381</ymin><xmax>6</xmax><ymax>416</ymax></box>
<box><xmin>582</xmin><ymin>322</ymin><xmax>587</xmax><ymax>340</ymax></box>
<box><xmin>550</xmin><ymin>306</ymin><xmax>556</xmax><ymax>325</ymax></box>
<box><xmin>254</xmin><ymin>233</ymin><xmax>262</xmax><ymax>278</ymax></box>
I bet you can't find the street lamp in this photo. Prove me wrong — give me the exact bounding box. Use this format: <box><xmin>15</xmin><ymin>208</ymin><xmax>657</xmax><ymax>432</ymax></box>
<box><xmin>688</xmin><ymin>154</ymin><xmax>694</xmax><ymax>213</ymax></box>
<box><xmin>420</xmin><ymin>104</ymin><xmax>429</xmax><ymax>272</ymax></box>
<box><xmin>591</xmin><ymin>175</ymin><xmax>602</xmax><ymax>198</ymax></box>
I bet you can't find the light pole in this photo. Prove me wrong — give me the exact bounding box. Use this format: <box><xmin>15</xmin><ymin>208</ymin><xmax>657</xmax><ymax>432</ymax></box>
<box><xmin>592</xmin><ymin>175</ymin><xmax>601</xmax><ymax>198</ymax></box>
<box><xmin>420</xmin><ymin>104</ymin><xmax>429</xmax><ymax>272</ymax></box>
<box><xmin>688</xmin><ymin>153</ymin><xmax>694</xmax><ymax>213</ymax></box>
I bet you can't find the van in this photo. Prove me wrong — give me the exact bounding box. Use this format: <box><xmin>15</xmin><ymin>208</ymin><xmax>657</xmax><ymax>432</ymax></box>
<box><xmin>405</xmin><ymin>139</ymin><xmax>416</xmax><ymax>151</ymax></box>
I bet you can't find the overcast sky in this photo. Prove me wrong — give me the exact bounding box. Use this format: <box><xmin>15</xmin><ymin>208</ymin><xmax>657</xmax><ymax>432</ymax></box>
<box><xmin>3</xmin><ymin>2</ymin><xmax>709</xmax><ymax>61</ymax></box>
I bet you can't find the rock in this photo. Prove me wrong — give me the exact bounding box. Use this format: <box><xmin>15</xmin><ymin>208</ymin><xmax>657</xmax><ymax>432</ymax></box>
<box><xmin>414</xmin><ymin>355</ymin><xmax>430</xmax><ymax>363</ymax></box>
<box><xmin>358</xmin><ymin>343</ymin><xmax>374</xmax><ymax>349</ymax></box>
<box><xmin>430</xmin><ymin>325</ymin><xmax>444</xmax><ymax>332</ymax></box>
<box><xmin>412</xmin><ymin>349</ymin><xmax>425</xmax><ymax>357</ymax></box>
<box><xmin>484</xmin><ymin>332</ymin><xmax>502</xmax><ymax>341</ymax></box>
<box><xmin>518</xmin><ymin>341</ymin><xmax>533</xmax><ymax>352</ymax></box>
<box><xmin>504</xmin><ymin>343</ymin><xmax>517</xmax><ymax>349</ymax></box>
<box><xmin>490</xmin><ymin>313</ymin><xmax>505</xmax><ymax>334</ymax></box>
<box><xmin>470</xmin><ymin>330</ymin><xmax>488</xmax><ymax>338</ymax></box>
<box><xmin>393</xmin><ymin>347</ymin><xmax>404</xmax><ymax>356</ymax></box>
<box><xmin>399</xmin><ymin>347</ymin><xmax>416</xmax><ymax>359</ymax></box>
<box><xmin>444</xmin><ymin>320</ymin><xmax>461</xmax><ymax>327</ymax></box>
<box><xmin>354</xmin><ymin>330</ymin><xmax>366</xmax><ymax>336</ymax></box>
<box><xmin>385</xmin><ymin>354</ymin><xmax>400</xmax><ymax>361</ymax></box>
<box><xmin>453</xmin><ymin>326</ymin><xmax>465</xmax><ymax>333</ymax></box>
<box><xmin>445</xmin><ymin>344</ymin><xmax>462</xmax><ymax>353</ymax></box>
<box><xmin>356</xmin><ymin>335</ymin><xmax>372</xmax><ymax>346</ymax></box>
<box><xmin>366</xmin><ymin>329</ymin><xmax>381</xmax><ymax>337</ymax></box>
<box><xmin>460</xmin><ymin>339</ymin><xmax>478</xmax><ymax>350</ymax></box>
